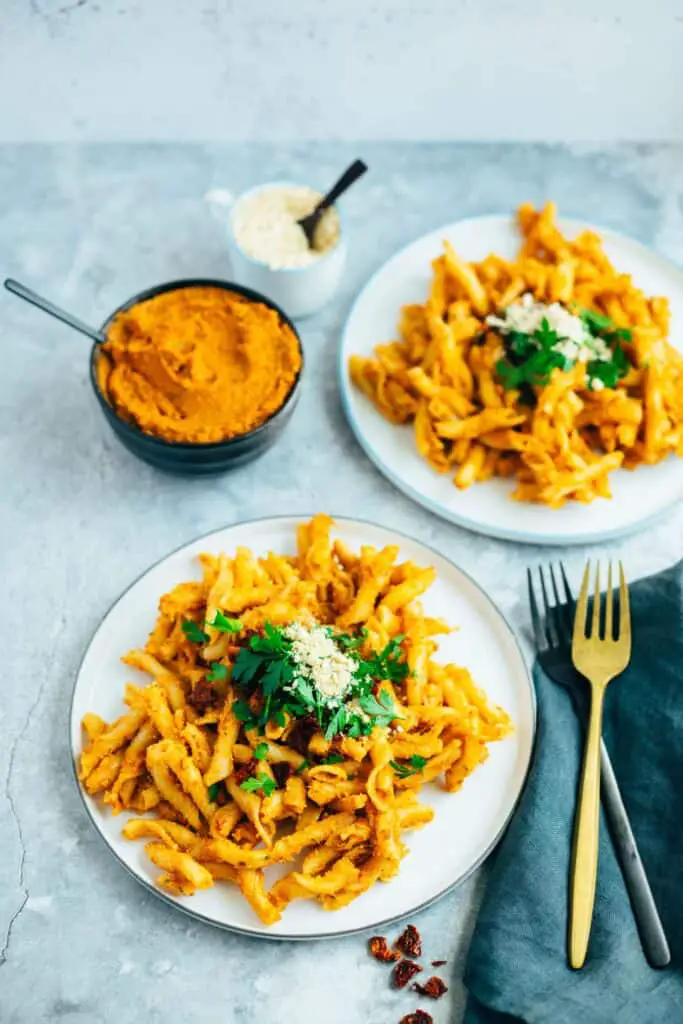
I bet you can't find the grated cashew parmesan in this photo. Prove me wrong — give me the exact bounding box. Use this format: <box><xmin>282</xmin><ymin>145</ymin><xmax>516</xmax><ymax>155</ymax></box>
<box><xmin>232</xmin><ymin>185</ymin><xmax>341</xmax><ymax>270</ymax></box>
<box><xmin>284</xmin><ymin>622</ymin><xmax>356</xmax><ymax>702</ymax></box>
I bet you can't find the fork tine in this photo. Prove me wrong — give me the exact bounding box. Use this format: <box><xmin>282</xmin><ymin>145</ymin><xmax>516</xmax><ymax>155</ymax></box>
<box><xmin>557</xmin><ymin>561</ymin><xmax>576</xmax><ymax>639</ymax></box>
<box><xmin>573</xmin><ymin>561</ymin><xmax>591</xmax><ymax>645</ymax></box>
<box><xmin>559</xmin><ymin>561</ymin><xmax>574</xmax><ymax>605</ymax></box>
<box><xmin>526</xmin><ymin>568</ymin><xmax>546</xmax><ymax>651</ymax></box>
<box><xmin>538</xmin><ymin>566</ymin><xmax>558</xmax><ymax>647</ymax></box>
<box><xmin>591</xmin><ymin>562</ymin><xmax>601</xmax><ymax>638</ymax></box>
<box><xmin>619</xmin><ymin>561</ymin><xmax>631</xmax><ymax>646</ymax></box>
<box><xmin>604</xmin><ymin>561</ymin><xmax>614</xmax><ymax>640</ymax></box>
<box><xmin>549</xmin><ymin>564</ymin><xmax>571</xmax><ymax>643</ymax></box>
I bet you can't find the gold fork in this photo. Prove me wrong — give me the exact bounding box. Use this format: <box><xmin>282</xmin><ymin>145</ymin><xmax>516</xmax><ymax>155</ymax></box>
<box><xmin>569</xmin><ymin>560</ymin><xmax>632</xmax><ymax>969</ymax></box>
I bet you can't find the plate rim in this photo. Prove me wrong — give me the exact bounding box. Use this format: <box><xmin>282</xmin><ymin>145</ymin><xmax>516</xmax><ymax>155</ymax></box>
<box><xmin>70</xmin><ymin>512</ymin><xmax>536</xmax><ymax>941</ymax></box>
<box><xmin>339</xmin><ymin>212</ymin><xmax>683</xmax><ymax>546</ymax></box>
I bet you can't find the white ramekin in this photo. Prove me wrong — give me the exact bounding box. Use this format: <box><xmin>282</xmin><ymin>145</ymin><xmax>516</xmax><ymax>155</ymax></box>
<box><xmin>206</xmin><ymin>182</ymin><xmax>347</xmax><ymax>320</ymax></box>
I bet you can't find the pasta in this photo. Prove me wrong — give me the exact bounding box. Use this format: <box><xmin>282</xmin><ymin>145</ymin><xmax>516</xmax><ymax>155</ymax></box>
<box><xmin>350</xmin><ymin>202</ymin><xmax>683</xmax><ymax>506</ymax></box>
<box><xmin>78</xmin><ymin>515</ymin><xmax>511</xmax><ymax>924</ymax></box>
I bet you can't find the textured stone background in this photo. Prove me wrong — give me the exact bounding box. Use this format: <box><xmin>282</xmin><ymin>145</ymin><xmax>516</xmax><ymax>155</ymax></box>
<box><xmin>1</xmin><ymin>1</ymin><xmax>682</xmax><ymax>140</ymax></box>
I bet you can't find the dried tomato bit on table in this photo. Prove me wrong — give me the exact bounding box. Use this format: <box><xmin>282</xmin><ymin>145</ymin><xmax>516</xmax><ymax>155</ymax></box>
<box><xmin>395</xmin><ymin>923</ymin><xmax>422</xmax><ymax>959</ymax></box>
<box><xmin>431</xmin><ymin>959</ymin><xmax>447</xmax><ymax>967</ymax></box>
<box><xmin>369</xmin><ymin>936</ymin><xmax>401</xmax><ymax>963</ymax></box>
<box><xmin>392</xmin><ymin>959</ymin><xmax>423</xmax><ymax>989</ymax></box>
<box><xmin>399</xmin><ymin>1011</ymin><xmax>433</xmax><ymax>1024</ymax></box>
<box><xmin>412</xmin><ymin>976</ymin><xmax>448</xmax><ymax>1000</ymax></box>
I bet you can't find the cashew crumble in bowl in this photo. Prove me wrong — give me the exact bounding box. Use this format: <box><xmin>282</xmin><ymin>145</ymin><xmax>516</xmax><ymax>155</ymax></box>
<box><xmin>225</xmin><ymin>182</ymin><xmax>347</xmax><ymax>319</ymax></box>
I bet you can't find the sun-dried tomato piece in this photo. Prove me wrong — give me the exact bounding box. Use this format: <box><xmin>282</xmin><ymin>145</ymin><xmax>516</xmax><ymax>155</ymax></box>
<box><xmin>395</xmin><ymin>924</ymin><xmax>422</xmax><ymax>959</ymax></box>
<box><xmin>413</xmin><ymin>976</ymin><xmax>448</xmax><ymax>1000</ymax></box>
<box><xmin>233</xmin><ymin>759</ymin><xmax>257</xmax><ymax>785</ymax></box>
<box><xmin>431</xmin><ymin>960</ymin><xmax>447</xmax><ymax>967</ymax></box>
<box><xmin>399</xmin><ymin>1011</ymin><xmax>433</xmax><ymax>1024</ymax></box>
<box><xmin>188</xmin><ymin>679</ymin><xmax>215</xmax><ymax>712</ymax></box>
<box><xmin>392</xmin><ymin>959</ymin><xmax>423</xmax><ymax>989</ymax></box>
<box><xmin>368</xmin><ymin>936</ymin><xmax>401</xmax><ymax>963</ymax></box>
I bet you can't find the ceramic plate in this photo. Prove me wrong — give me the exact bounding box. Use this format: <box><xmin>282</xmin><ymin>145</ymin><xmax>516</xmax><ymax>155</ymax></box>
<box><xmin>339</xmin><ymin>215</ymin><xmax>683</xmax><ymax>545</ymax></box>
<box><xmin>71</xmin><ymin>516</ymin><xmax>535</xmax><ymax>940</ymax></box>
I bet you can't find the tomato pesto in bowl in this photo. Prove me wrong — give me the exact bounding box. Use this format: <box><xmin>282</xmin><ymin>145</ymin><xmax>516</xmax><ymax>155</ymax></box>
<box><xmin>96</xmin><ymin>284</ymin><xmax>301</xmax><ymax>444</ymax></box>
<box><xmin>90</xmin><ymin>279</ymin><xmax>304</xmax><ymax>473</ymax></box>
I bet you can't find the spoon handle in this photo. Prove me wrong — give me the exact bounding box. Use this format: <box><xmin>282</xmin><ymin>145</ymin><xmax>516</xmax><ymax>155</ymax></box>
<box><xmin>314</xmin><ymin>159</ymin><xmax>368</xmax><ymax>214</ymax></box>
<box><xmin>4</xmin><ymin>278</ymin><xmax>106</xmax><ymax>344</ymax></box>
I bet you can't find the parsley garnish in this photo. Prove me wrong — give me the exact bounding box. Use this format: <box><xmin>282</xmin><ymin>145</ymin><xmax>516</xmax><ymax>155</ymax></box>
<box><xmin>207</xmin><ymin>782</ymin><xmax>221</xmax><ymax>802</ymax></box>
<box><xmin>230</xmin><ymin>622</ymin><xmax>406</xmax><ymax>739</ymax></box>
<box><xmin>322</xmin><ymin>753</ymin><xmax>345</xmax><ymax>765</ymax></box>
<box><xmin>232</xmin><ymin>699</ymin><xmax>258</xmax><ymax>729</ymax></box>
<box><xmin>492</xmin><ymin>308</ymin><xmax>631</xmax><ymax>396</ymax></box>
<box><xmin>182</xmin><ymin>620</ymin><xmax>209</xmax><ymax>644</ymax></box>
<box><xmin>253</xmin><ymin>742</ymin><xmax>269</xmax><ymax>761</ymax></box>
<box><xmin>207</xmin><ymin>611</ymin><xmax>243</xmax><ymax>633</ymax></box>
<box><xmin>240</xmin><ymin>773</ymin><xmax>276</xmax><ymax>797</ymax></box>
<box><xmin>206</xmin><ymin>662</ymin><xmax>228</xmax><ymax>682</ymax></box>
<box><xmin>390</xmin><ymin>754</ymin><xmax>428</xmax><ymax>779</ymax></box>
<box><xmin>295</xmin><ymin>759</ymin><xmax>310</xmax><ymax>775</ymax></box>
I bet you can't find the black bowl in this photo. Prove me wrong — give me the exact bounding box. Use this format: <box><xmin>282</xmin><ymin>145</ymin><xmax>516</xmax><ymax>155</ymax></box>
<box><xmin>90</xmin><ymin>278</ymin><xmax>303</xmax><ymax>475</ymax></box>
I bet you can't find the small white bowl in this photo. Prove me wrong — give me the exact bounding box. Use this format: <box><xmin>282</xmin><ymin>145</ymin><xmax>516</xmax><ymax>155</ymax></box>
<box><xmin>206</xmin><ymin>181</ymin><xmax>347</xmax><ymax>319</ymax></box>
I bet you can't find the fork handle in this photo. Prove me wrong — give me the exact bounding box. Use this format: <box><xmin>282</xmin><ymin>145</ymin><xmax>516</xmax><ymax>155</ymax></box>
<box><xmin>570</xmin><ymin>683</ymin><xmax>604</xmax><ymax>969</ymax></box>
<box><xmin>599</xmin><ymin>739</ymin><xmax>671</xmax><ymax>967</ymax></box>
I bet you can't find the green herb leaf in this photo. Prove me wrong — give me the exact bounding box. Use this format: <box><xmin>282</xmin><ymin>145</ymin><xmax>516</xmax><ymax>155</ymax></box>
<box><xmin>324</xmin><ymin>705</ymin><xmax>348</xmax><ymax>741</ymax></box>
<box><xmin>182</xmin><ymin>620</ymin><xmax>209</xmax><ymax>644</ymax></box>
<box><xmin>231</xmin><ymin>649</ymin><xmax>263</xmax><ymax>689</ymax></box>
<box><xmin>358</xmin><ymin>690</ymin><xmax>398</xmax><ymax>730</ymax></box>
<box><xmin>390</xmin><ymin>754</ymin><xmax>428</xmax><ymax>779</ymax></box>
<box><xmin>322</xmin><ymin>753</ymin><xmax>345</xmax><ymax>765</ymax></box>
<box><xmin>295</xmin><ymin>758</ymin><xmax>310</xmax><ymax>775</ymax></box>
<box><xmin>253</xmin><ymin>742</ymin><xmax>269</xmax><ymax>761</ymax></box>
<box><xmin>207</xmin><ymin>782</ymin><xmax>222</xmax><ymax>802</ymax></box>
<box><xmin>206</xmin><ymin>662</ymin><xmax>228</xmax><ymax>682</ymax></box>
<box><xmin>335</xmin><ymin>627</ymin><xmax>369</xmax><ymax>652</ymax></box>
<box><xmin>240</xmin><ymin>773</ymin><xmax>276</xmax><ymax>797</ymax></box>
<box><xmin>207</xmin><ymin>611</ymin><xmax>243</xmax><ymax>633</ymax></box>
<box><xmin>580</xmin><ymin>308</ymin><xmax>614</xmax><ymax>333</ymax></box>
<box><xmin>232</xmin><ymin>699</ymin><xmax>257</xmax><ymax>726</ymax></box>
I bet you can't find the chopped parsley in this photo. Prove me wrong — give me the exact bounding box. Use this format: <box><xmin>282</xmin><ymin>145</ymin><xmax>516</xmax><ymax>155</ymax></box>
<box><xmin>240</xmin><ymin>773</ymin><xmax>277</xmax><ymax>797</ymax></box>
<box><xmin>207</xmin><ymin>782</ymin><xmax>222</xmax><ymax>802</ymax></box>
<box><xmin>206</xmin><ymin>662</ymin><xmax>228</xmax><ymax>682</ymax></box>
<box><xmin>207</xmin><ymin>611</ymin><xmax>243</xmax><ymax>633</ymax></box>
<box><xmin>390</xmin><ymin>754</ymin><xmax>428</xmax><ymax>779</ymax></box>
<box><xmin>253</xmin><ymin>742</ymin><xmax>269</xmax><ymax>761</ymax></box>
<box><xmin>183</xmin><ymin>611</ymin><xmax>242</xmax><ymax>646</ymax></box>
<box><xmin>488</xmin><ymin>297</ymin><xmax>631</xmax><ymax>397</ymax></box>
<box><xmin>294</xmin><ymin>758</ymin><xmax>310</xmax><ymax>775</ymax></box>
<box><xmin>321</xmin><ymin>753</ymin><xmax>345</xmax><ymax>765</ymax></box>
<box><xmin>230</xmin><ymin>621</ymin><xmax>407</xmax><ymax>740</ymax></box>
<box><xmin>182</xmin><ymin>620</ymin><xmax>209</xmax><ymax>645</ymax></box>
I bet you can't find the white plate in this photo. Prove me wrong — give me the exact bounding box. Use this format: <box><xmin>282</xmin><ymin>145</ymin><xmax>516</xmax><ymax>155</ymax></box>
<box><xmin>339</xmin><ymin>215</ymin><xmax>683</xmax><ymax>545</ymax></box>
<box><xmin>71</xmin><ymin>516</ymin><xmax>535</xmax><ymax>940</ymax></box>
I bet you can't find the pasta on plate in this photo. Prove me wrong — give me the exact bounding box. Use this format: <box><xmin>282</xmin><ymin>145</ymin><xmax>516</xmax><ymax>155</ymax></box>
<box><xmin>350</xmin><ymin>203</ymin><xmax>683</xmax><ymax>507</ymax></box>
<box><xmin>78</xmin><ymin>515</ymin><xmax>511</xmax><ymax>925</ymax></box>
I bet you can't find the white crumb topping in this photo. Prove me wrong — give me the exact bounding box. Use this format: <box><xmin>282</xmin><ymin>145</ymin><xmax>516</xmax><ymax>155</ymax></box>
<box><xmin>232</xmin><ymin>185</ymin><xmax>341</xmax><ymax>270</ymax></box>
<box><xmin>283</xmin><ymin>623</ymin><xmax>356</xmax><ymax>702</ymax></box>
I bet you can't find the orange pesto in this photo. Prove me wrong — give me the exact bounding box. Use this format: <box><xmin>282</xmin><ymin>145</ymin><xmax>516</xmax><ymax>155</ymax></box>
<box><xmin>96</xmin><ymin>286</ymin><xmax>301</xmax><ymax>444</ymax></box>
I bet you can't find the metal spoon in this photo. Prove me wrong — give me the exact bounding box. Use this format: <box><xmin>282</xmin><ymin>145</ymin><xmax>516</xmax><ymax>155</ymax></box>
<box><xmin>4</xmin><ymin>278</ymin><xmax>107</xmax><ymax>344</ymax></box>
<box><xmin>297</xmin><ymin>159</ymin><xmax>368</xmax><ymax>248</ymax></box>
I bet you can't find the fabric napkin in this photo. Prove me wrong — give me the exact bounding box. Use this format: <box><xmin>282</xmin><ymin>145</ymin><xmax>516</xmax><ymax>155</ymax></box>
<box><xmin>464</xmin><ymin>561</ymin><xmax>683</xmax><ymax>1024</ymax></box>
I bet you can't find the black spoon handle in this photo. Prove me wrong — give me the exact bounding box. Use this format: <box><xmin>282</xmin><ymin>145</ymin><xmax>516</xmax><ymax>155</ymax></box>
<box><xmin>4</xmin><ymin>278</ymin><xmax>106</xmax><ymax>344</ymax></box>
<box><xmin>599</xmin><ymin>738</ymin><xmax>671</xmax><ymax>968</ymax></box>
<box><xmin>313</xmin><ymin>159</ymin><xmax>368</xmax><ymax>216</ymax></box>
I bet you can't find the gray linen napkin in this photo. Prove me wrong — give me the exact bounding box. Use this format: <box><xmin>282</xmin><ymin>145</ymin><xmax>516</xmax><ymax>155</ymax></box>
<box><xmin>464</xmin><ymin>561</ymin><xmax>683</xmax><ymax>1024</ymax></box>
